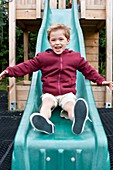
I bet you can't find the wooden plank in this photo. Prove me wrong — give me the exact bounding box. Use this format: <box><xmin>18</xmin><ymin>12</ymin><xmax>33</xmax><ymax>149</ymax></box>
<box><xmin>16</xmin><ymin>4</ymin><xmax>36</xmax><ymax>9</ymax></box>
<box><xmin>81</xmin><ymin>20</ymin><xmax>99</xmax><ymax>25</ymax></box>
<box><xmin>88</xmin><ymin>61</ymin><xmax>98</xmax><ymax>70</ymax></box>
<box><xmin>85</xmin><ymin>39</ymin><xmax>98</xmax><ymax>46</ymax></box>
<box><xmin>94</xmin><ymin>0</ymin><xmax>105</xmax><ymax>5</ymax></box>
<box><xmin>86</xmin><ymin>5</ymin><xmax>105</xmax><ymax>10</ymax></box>
<box><xmin>80</xmin><ymin>0</ymin><xmax>86</xmax><ymax>18</ymax></box>
<box><xmin>90</xmin><ymin>0</ymin><xmax>94</xmax><ymax>5</ymax></box>
<box><xmin>81</xmin><ymin>20</ymin><xmax>99</xmax><ymax>27</ymax></box>
<box><xmin>17</xmin><ymin>20</ymin><xmax>26</xmax><ymax>30</ymax></box>
<box><xmin>86</xmin><ymin>0</ymin><xmax>105</xmax><ymax>6</ymax></box>
<box><xmin>92</xmin><ymin>84</ymin><xmax>105</xmax><ymax>91</ymax></box>
<box><xmin>16</xmin><ymin>10</ymin><xmax>36</xmax><ymax>19</ymax></box>
<box><xmin>50</xmin><ymin>0</ymin><xmax>57</xmax><ymax>8</ymax></box>
<box><xmin>32</xmin><ymin>0</ymin><xmax>36</xmax><ymax>3</ymax></box>
<box><xmin>96</xmin><ymin>21</ymin><xmax>105</xmax><ymax>30</ymax></box>
<box><xmin>16</xmin><ymin>81</ymin><xmax>30</xmax><ymax>108</ymax></box>
<box><xmin>16</xmin><ymin>80</ymin><xmax>31</xmax><ymax>85</ymax></box>
<box><xmin>16</xmin><ymin>85</ymin><xmax>30</xmax><ymax>92</ymax></box>
<box><xmin>86</xmin><ymin>0</ymin><xmax>91</xmax><ymax>5</ymax></box>
<box><xmin>83</xmin><ymin>31</ymin><xmax>99</xmax><ymax>70</ymax></box>
<box><xmin>90</xmin><ymin>82</ymin><xmax>105</xmax><ymax>108</ymax></box>
<box><xmin>95</xmin><ymin>102</ymin><xmax>105</xmax><ymax>108</ymax></box>
<box><xmin>86</xmin><ymin>9</ymin><xmax>105</xmax><ymax>19</ymax></box>
<box><xmin>41</xmin><ymin>0</ymin><xmax>44</xmax><ymax>10</ymax></box>
<box><xmin>98</xmin><ymin>0</ymin><xmax>103</xmax><ymax>5</ymax></box>
<box><xmin>83</xmin><ymin>29</ymin><xmax>99</xmax><ymax>72</ymax></box>
<box><xmin>93</xmin><ymin>91</ymin><xmax>105</xmax><ymax>102</ymax></box>
<box><xmin>24</xmin><ymin>0</ymin><xmax>28</xmax><ymax>4</ymax></box>
<box><xmin>16</xmin><ymin>85</ymin><xmax>30</xmax><ymax>91</ymax></box>
<box><xmin>92</xmin><ymin>85</ymin><xmax>105</xmax><ymax>107</ymax></box>
<box><xmin>17</xmin><ymin>101</ymin><xmax>27</xmax><ymax>110</ymax></box>
<box><xmin>16</xmin><ymin>0</ymin><xmax>24</xmax><ymax>5</ymax></box>
<box><xmin>16</xmin><ymin>87</ymin><xmax>30</xmax><ymax>100</ymax></box>
<box><xmin>36</xmin><ymin>0</ymin><xmax>41</xmax><ymax>18</ymax></box>
<box><xmin>82</xmin><ymin>26</ymin><xmax>97</xmax><ymax>32</ymax></box>
<box><xmin>83</xmin><ymin>32</ymin><xmax>99</xmax><ymax>39</ymax></box>
<box><xmin>86</xmin><ymin>54</ymin><xmax>98</xmax><ymax>62</ymax></box>
<box><xmin>58</xmin><ymin>0</ymin><xmax>66</xmax><ymax>9</ymax></box>
<box><xmin>105</xmin><ymin>0</ymin><xmax>113</xmax><ymax>107</ymax></box>
<box><xmin>24</xmin><ymin>32</ymin><xmax>29</xmax><ymax>80</ymax></box>
<box><xmin>85</xmin><ymin>46</ymin><xmax>98</xmax><ymax>54</ymax></box>
<box><xmin>9</xmin><ymin>0</ymin><xmax>16</xmax><ymax>110</ymax></box>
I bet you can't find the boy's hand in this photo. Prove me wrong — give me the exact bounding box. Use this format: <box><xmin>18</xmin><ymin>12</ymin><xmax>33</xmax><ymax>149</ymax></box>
<box><xmin>102</xmin><ymin>81</ymin><xmax>113</xmax><ymax>90</ymax></box>
<box><xmin>0</xmin><ymin>70</ymin><xmax>8</xmax><ymax>80</ymax></box>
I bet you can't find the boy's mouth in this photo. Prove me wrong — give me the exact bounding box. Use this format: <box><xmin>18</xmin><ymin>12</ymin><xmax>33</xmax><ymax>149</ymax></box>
<box><xmin>54</xmin><ymin>46</ymin><xmax>62</xmax><ymax>53</ymax></box>
<box><xmin>55</xmin><ymin>45</ymin><xmax>62</xmax><ymax>52</ymax></box>
<box><xmin>55</xmin><ymin>46</ymin><xmax>62</xmax><ymax>49</ymax></box>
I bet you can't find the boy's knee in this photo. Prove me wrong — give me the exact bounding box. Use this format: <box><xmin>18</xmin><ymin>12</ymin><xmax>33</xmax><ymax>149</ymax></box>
<box><xmin>42</xmin><ymin>97</ymin><xmax>55</xmax><ymax>107</ymax></box>
<box><xmin>63</xmin><ymin>101</ymin><xmax>74</xmax><ymax>111</ymax></box>
<box><xmin>63</xmin><ymin>101</ymin><xmax>75</xmax><ymax>121</ymax></box>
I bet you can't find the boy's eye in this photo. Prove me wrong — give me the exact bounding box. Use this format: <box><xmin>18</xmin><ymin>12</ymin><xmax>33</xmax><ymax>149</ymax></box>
<box><xmin>59</xmin><ymin>38</ymin><xmax>64</xmax><ymax>40</ymax></box>
<box><xmin>51</xmin><ymin>38</ymin><xmax>56</xmax><ymax>41</ymax></box>
<box><xmin>50</xmin><ymin>37</ymin><xmax>64</xmax><ymax>42</ymax></box>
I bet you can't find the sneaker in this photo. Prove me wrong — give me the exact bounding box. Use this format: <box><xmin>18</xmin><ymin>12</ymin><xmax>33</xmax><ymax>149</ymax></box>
<box><xmin>30</xmin><ymin>113</ymin><xmax>55</xmax><ymax>134</ymax></box>
<box><xmin>72</xmin><ymin>98</ymin><xmax>88</xmax><ymax>135</ymax></box>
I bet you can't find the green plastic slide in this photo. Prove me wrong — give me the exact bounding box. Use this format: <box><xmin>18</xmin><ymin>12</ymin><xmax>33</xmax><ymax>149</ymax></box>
<box><xmin>12</xmin><ymin>0</ymin><xmax>110</xmax><ymax>169</ymax></box>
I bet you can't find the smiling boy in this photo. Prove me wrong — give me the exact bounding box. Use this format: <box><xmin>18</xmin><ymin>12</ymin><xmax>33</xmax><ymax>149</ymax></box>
<box><xmin>0</xmin><ymin>24</ymin><xmax>113</xmax><ymax>135</ymax></box>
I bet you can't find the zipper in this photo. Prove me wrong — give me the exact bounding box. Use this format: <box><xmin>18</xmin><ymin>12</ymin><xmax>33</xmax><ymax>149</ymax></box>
<box><xmin>58</xmin><ymin>56</ymin><xmax>63</xmax><ymax>95</ymax></box>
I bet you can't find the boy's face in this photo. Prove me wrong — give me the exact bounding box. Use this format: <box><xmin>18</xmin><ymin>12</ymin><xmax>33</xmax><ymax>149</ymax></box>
<box><xmin>49</xmin><ymin>29</ymin><xmax>70</xmax><ymax>55</ymax></box>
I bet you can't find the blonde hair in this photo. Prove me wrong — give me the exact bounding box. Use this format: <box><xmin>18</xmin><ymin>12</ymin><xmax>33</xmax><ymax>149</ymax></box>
<box><xmin>47</xmin><ymin>24</ymin><xmax>71</xmax><ymax>40</ymax></box>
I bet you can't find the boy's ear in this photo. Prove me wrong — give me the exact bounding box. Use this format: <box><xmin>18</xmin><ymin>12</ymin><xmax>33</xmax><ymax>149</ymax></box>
<box><xmin>67</xmin><ymin>39</ymin><xmax>70</xmax><ymax>44</ymax></box>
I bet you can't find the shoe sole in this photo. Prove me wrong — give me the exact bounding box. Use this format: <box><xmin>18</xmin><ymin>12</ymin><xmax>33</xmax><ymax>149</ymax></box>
<box><xmin>30</xmin><ymin>113</ymin><xmax>54</xmax><ymax>134</ymax></box>
<box><xmin>72</xmin><ymin>98</ymin><xmax>88</xmax><ymax>135</ymax></box>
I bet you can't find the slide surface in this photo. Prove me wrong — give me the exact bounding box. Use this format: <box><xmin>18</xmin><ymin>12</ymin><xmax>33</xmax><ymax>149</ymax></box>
<box><xmin>12</xmin><ymin>0</ymin><xmax>110</xmax><ymax>170</ymax></box>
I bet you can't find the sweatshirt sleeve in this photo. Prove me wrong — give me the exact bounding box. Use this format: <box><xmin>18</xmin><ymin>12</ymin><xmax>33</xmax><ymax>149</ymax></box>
<box><xmin>6</xmin><ymin>53</ymin><xmax>41</xmax><ymax>78</ymax></box>
<box><xmin>77</xmin><ymin>54</ymin><xmax>105</xmax><ymax>85</ymax></box>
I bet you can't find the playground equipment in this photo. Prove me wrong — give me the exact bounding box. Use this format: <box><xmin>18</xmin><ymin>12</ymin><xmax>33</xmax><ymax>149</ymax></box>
<box><xmin>8</xmin><ymin>0</ymin><xmax>113</xmax><ymax>111</ymax></box>
<box><xmin>7</xmin><ymin>0</ymin><xmax>112</xmax><ymax>169</ymax></box>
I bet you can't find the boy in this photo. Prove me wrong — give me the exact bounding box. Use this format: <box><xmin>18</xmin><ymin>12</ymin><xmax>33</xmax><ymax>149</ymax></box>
<box><xmin>0</xmin><ymin>24</ymin><xmax>113</xmax><ymax>135</ymax></box>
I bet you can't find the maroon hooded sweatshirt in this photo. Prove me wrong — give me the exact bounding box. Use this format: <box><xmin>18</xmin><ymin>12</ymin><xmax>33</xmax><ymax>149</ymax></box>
<box><xmin>6</xmin><ymin>49</ymin><xmax>105</xmax><ymax>96</ymax></box>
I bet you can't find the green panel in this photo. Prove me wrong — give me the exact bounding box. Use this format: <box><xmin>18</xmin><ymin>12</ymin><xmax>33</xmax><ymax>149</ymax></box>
<box><xmin>11</xmin><ymin>0</ymin><xmax>110</xmax><ymax>170</ymax></box>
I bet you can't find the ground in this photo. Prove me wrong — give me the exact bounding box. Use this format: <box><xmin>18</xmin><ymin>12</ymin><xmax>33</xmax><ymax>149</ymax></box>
<box><xmin>0</xmin><ymin>90</ymin><xmax>113</xmax><ymax>170</ymax></box>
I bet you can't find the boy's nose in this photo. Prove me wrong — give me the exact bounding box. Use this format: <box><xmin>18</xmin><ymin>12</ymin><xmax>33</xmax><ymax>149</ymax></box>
<box><xmin>55</xmin><ymin>40</ymin><xmax>60</xmax><ymax>44</ymax></box>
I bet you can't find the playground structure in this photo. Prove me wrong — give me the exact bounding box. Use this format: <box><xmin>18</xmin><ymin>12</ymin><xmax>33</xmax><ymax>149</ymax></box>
<box><xmin>5</xmin><ymin>0</ymin><xmax>113</xmax><ymax>170</ymax></box>
<box><xmin>8</xmin><ymin>0</ymin><xmax>113</xmax><ymax>111</ymax></box>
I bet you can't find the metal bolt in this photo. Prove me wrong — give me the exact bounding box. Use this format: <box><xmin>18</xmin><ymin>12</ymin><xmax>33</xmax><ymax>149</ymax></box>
<box><xmin>71</xmin><ymin>157</ymin><xmax>75</xmax><ymax>162</ymax></box>
<box><xmin>46</xmin><ymin>157</ymin><xmax>51</xmax><ymax>161</ymax></box>
<box><xmin>58</xmin><ymin>149</ymin><xmax>64</xmax><ymax>153</ymax></box>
